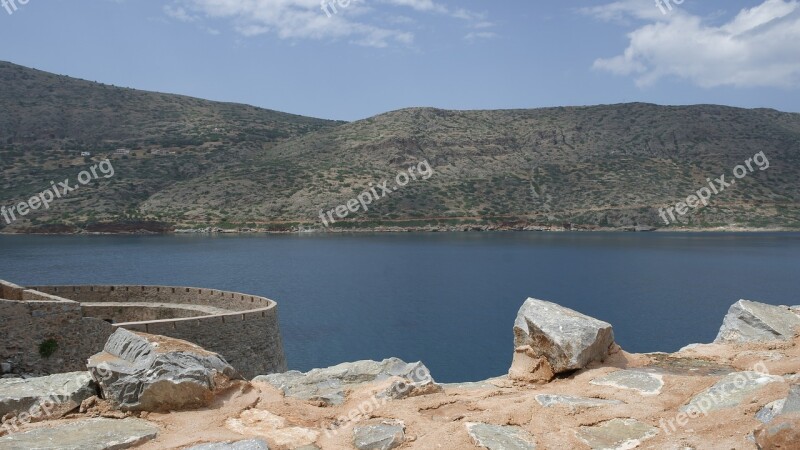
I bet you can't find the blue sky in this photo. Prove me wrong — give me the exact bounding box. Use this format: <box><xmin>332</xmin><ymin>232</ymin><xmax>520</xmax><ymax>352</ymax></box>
<box><xmin>1</xmin><ymin>0</ymin><xmax>798</xmax><ymax>120</ymax></box>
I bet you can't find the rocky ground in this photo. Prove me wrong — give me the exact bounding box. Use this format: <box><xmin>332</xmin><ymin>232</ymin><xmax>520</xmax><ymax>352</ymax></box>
<box><xmin>1</xmin><ymin>300</ymin><xmax>798</xmax><ymax>450</ymax></box>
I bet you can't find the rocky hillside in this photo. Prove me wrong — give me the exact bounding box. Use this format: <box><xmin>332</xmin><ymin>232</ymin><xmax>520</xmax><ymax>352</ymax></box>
<box><xmin>2</xmin><ymin>61</ymin><xmax>799</xmax><ymax>232</ymax></box>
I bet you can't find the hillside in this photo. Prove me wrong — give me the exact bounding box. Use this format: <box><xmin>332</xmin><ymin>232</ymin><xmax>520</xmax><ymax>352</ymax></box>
<box><xmin>0</xmin><ymin>61</ymin><xmax>342</xmax><ymax>232</ymax></box>
<box><xmin>1</xmin><ymin>62</ymin><xmax>799</xmax><ymax>232</ymax></box>
<box><xmin>142</xmin><ymin>105</ymin><xmax>800</xmax><ymax>231</ymax></box>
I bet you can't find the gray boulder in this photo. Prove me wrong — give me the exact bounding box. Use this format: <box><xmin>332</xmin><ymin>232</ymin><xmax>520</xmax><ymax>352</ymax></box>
<box><xmin>0</xmin><ymin>372</ymin><xmax>97</xmax><ymax>422</ymax></box>
<box><xmin>714</xmin><ymin>300</ymin><xmax>800</xmax><ymax>344</ymax></box>
<box><xmin>87</xmin><ymin>329</ymin><xmax>241</xmax><ymax>412</ymax></box>
<box><xmin>0</xmin><ymin>417</ymin><xmax>158</xmax><ymax>450</ymax></box>
<box><xmin>254</xmin><ymin>358</ymin><xmax>433</xmax><ymax>406</ymax></box>
<box><xmin>510</xmin><ymin>298</ymin><xmax>614</xmax><ymax>382</ymax></box>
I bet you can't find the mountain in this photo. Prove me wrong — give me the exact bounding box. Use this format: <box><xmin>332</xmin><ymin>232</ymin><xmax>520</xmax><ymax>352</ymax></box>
<box><xmin>0</xmin><ymin>61</ymin><xmax>342</xmax><ymax>232</ymax></box>
<box><xmin>1</xmin><ymin>62</ymin><xmax>799</xmax><ymax>232</ymax></box>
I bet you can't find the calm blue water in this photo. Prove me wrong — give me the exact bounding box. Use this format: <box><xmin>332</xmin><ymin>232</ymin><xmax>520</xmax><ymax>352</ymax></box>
<box><xmin>1</xmin><ymin>232</ymin><xmax>798</xmax><ymax>382</ymax></box>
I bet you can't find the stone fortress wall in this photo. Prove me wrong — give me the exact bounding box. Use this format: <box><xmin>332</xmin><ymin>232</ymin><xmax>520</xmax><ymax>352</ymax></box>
<box><xmin>0</xmin><ymin>280</ymin><xmax>287</xmax><ymax>379</ymax></box>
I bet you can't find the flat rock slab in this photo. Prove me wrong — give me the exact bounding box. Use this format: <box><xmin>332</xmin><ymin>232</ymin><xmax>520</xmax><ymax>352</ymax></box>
<box><xmin>0</xmin><ymin>372</ymin><xmax>97</xmax><ymax>420</ymax></box>
<box><xmin>643</xmin><ymin>354</ymin><xmax>734</xmax><ymax>377</ymax></box>
<box><xmin>590</xmin><ymin>370</ymin><xmax>664</xmax><ymax>396</ymax></box>
<box><xmin>186</xmin><ymin>439</ymin><xmax>270</xmax><ymax>450</ymax></box>
<box><xmin>576</xmin><ymin>418</ymin><xmax>658</xmax><ymax>450</ymax></box>
<box><xmin>714</xmin><ymin>300</ymin><xmax>800</xmax><ymax>343</ymax></box>
<box><xmin>681</xmin><ymin>371</ymin><xmax>783</xmax><ymax>413</ymax></box>
<box><xmin>466</xmin><ymin>423</ymin><xmax>536</xmax><ymax>450</ymax></box>
<box><xmin>0</xmin><ymin>417</ymin><xmax>158</xmax><ymax>450</ymax></box>
<box><xmin>254</xmin><ymin>358</ymin><xmax>432</xmax><ymax>406</ymax></box>
<box><xmin>535</xmin><ymin>394</ymin><xmax>623</xmax><ymax>409</ymax></box>
<box><xmin>353</xmin><ymin>422</ymin><xmax>405</xmax><ymax>450</ymax></box>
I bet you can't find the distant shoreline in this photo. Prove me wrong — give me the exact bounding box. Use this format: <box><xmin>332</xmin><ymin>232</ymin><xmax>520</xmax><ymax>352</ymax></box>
<box><xmin>2</xmin><ymin>225</ymin><xmax>799</xmax><ymax>236</ymax></box>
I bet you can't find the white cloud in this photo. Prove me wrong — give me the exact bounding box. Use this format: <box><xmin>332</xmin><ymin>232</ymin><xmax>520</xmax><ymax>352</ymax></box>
<box><xmin>164</xmin><ymin>5</ymin><xmax>199</xmax><ymax>23</ymax></box>
<box><xmin>587</xmin><ymin>0</ymin><xmax>800</xmax><ymax>88</ymax></box>
<box><xmin>166</xmin><ymin>0</ymin><xmax>492</xmax><ymax>48</ymax></box>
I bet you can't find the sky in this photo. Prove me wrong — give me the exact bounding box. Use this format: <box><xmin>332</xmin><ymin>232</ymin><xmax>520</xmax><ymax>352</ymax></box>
<box><xmin>0</xmin><ymin>0</ymin><xmax>798</xmax><ymax>121</ymax></box>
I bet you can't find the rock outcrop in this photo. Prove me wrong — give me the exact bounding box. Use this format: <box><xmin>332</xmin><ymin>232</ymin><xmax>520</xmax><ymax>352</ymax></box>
<box><xmin>0</xmin><ymin>372</ymin><xmax>96</xmax><ymax>422</ymax></box>
<box><xmin>253</xmin><ymin>358</ymin><xmax>435</xmax><ymax>406</ymax></box>
<box><xmin>510</xmin><ymin>298</ymin><xmax>615</xmax><ymax>382</ymax></box>
<box><xmin>87</xmin><ymin>329</ymin><xmax>241</xmax><ymax>412</ymax></box>
<box><xmin>714</xmin><ymin>299</ymin><xmax>800</xmax><ymax>343</ymax></box>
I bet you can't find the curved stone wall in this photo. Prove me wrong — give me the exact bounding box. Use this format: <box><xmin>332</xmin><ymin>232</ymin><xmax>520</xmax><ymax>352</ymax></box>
<box><xmin>0</xmin><ymin>280</ymin><xmax>116</xmax><ymax>375</ymax></box>
<box><xmin>4</xmin><ymin>282</ymin><xmax>287</xmax><ymax>379</ymax></box>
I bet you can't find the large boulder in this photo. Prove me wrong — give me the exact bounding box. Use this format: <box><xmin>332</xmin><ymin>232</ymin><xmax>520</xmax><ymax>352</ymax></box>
<box><xmin>0</xmin><ymin>372</ymin><xmax>96</xmax><ymax>423</ymax></box>
<box><xmin>87</xmin><ymin>329</ymin><xmax>241</xmax><ymax>412</ymax></box>
<box><xmin>714</xmin><ymin>300</ymin><xmax>800</xmax><ymax>344</ymax></box>
<box><xmin>510</xmin><ymin>298</ymin><xmax>615</xmax><ymax>382</ymax></box>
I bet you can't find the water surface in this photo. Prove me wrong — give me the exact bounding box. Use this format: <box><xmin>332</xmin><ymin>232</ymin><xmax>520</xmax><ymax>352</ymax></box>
<box><xmin>1</xmin><ymin>232</ymin><xmax>798</xmax><ymax>382</ymax></box>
